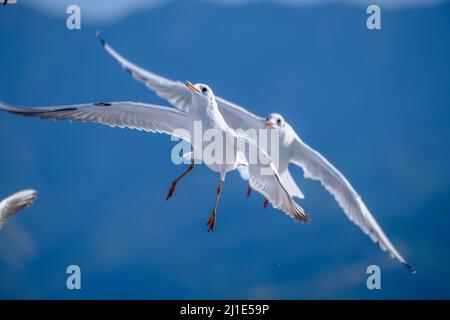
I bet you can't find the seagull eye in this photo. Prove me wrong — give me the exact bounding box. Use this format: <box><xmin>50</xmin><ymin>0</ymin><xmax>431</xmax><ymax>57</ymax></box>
<box><xmin>277</xmin><ymin>119</ymin><xmax>282</xmax><ymax>125</ymax></box>
<box><xmin>202</xmin><ymin>87</ymin><xmax>208</xmax><ymax>94</ymax></box>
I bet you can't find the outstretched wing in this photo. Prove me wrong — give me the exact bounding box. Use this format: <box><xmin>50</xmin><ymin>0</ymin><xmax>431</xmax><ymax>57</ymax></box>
<box><xmin>97</xmin><ymin>32</ymin><xmax>193</xmax><ymax>113</ymax></box>
<box><xmin>215</xmin><ymin>97</ymin><xmax>266</xmax><ymax>132</ymax></box>
<box><xmin>97</xmin><ymin>33</ymin><xmax>265</xmax><ymax>132</ymax></box>
<box><xmin>0</xmin><ymin>101</ymin><xmax>191</xmax><ymax>142</ymax></box>
<box><xmin>235</xmin><ymin>135</ymin><xmax>309</xmax><ymax>222</ymax></box>
<box><xmin>290</xmin><ymin>128</ymin><xmax>414</xmax><ymax>272</ymax></box>
<box><xmin>0</xmin><ymin>189</ymin><xmax>37</xmax><ymax>229</ymax></box>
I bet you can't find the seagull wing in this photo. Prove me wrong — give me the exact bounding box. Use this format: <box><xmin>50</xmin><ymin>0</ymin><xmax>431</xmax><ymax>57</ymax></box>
<box><xmin>0</xmin><ymin>101</ymin><xmax>191</xmax><ymax>142</ymax></box>
<box><xmin>98</xmin><ymin>33</ymin><xmax>193</xmax><ymax>113</ymax></box>
<box><xmin>280</xmin><ymin>169</ymin><xmax>305</xmax><ymax>199</ymax></box>
<box><xmin>290</xmin><ymin>129</ymin><xmax>414</xmax><ymax>272</ymax></box>
<box><xmin>98</xmin><ymin>34</ymin><xmax>265</xmax><ymax>131</ymax></box>
<box><xmin>0</xmin><ymin>189</ymin><xmax>37</xmax><ymax>229</ymax></box>
<box><xmin>215</xmin><ymin>97</ymin><xmax>266</xmax><ymax>132</ymax></box>
<box><xmin>235</xmin><ymin>134</ymin><xmax>309</xmax><ymax>222</ymax></box>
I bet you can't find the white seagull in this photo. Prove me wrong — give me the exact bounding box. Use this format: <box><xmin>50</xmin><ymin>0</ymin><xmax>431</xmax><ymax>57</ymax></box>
<box><xmin>96</xmin><ymin>34</ymin><xmax>414</xmax><ymax>272</ymax></box>
<box><xmin>0</xmin><ymin>189</ymin><xmax>37</xmax><ymax>229</ymax></box>
<box><xmin>0</xmin><ymin>85</ymin><xmax>309</xmax><ymax>232</ymax></box>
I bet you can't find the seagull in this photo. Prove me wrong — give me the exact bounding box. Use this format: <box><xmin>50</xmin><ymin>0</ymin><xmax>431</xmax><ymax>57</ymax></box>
<box><xmin>0</xmin><ymin>85</ymin><xmax>309</xmax><ymax>232</ymax></box>
<box><xmin>96</xmin><ymin>34</ymin><xmax>415</xmax><ymax>272</ymax></box>
<box><xmin>0</xmin><ymin>189</ymin><xmax>37</xmax><ymax>229</ymax></box>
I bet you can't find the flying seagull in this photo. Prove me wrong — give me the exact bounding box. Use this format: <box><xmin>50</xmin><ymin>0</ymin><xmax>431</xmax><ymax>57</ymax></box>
<box><xmin>96</xmin><ymin>33</ymin><xmax>414</xmax><ymax>272</ymax></box>
<box><xmin>0</xmin><ymin>85</ymin><xmax>309</xmax><ymax>232</ymax></box>
<box><xmin>0</xmin><ymin>189</ymin><xmax>37</xmax><ymax>229</ymax></box>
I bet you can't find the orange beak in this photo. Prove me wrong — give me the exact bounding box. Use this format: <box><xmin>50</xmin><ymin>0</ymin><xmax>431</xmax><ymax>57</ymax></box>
<box><xmin>265</xmin><ymin>119</ymin><xmax>274</xmax><ymax>128</ymax></box>
<box><xmin>185</xmin><ymin>81</ymin><xmax>200</xmax><ymax>93</ymax></box>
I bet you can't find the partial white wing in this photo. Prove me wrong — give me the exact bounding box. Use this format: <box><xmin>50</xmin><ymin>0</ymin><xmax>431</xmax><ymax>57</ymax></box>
<box><xmin>97</xmin><ymin>32</ymin><xmax>193</xmax><ymax>113</ymax></box>
<box><xmin>290</xmin><ymin>127</ymin><xmax>414</xmax><ymax>272</ymax></box>
<box><xmin>280</xmin><ymin>169</ymin><xmax>305</xmax><ymax>199</ymax></box>
<box><xmin>0</xmin><ymin>101</ymin><xmax>190</xmax><ymax>142</ymax></box>
<box><xmin>215</xmin><ymin>97</ymin><xmax>265</xmax><ymax>132</ymax></box>
<box><xmin>97</xmin><ymin>34</ymin><xmax>265</xmax><ymax>132</ymax></box>
<box><xmin>236</xmin><ymin>165</ymin><xmax>249</xmax><ymax>181</ymax></box>
<box><xmin>0</xmin><ymin>189</ymin><xmax>37</xmax><ymax>229</ymax></box>
<box><xmin>236</xmin><ymin>135</ymin><xmax>309</xmax><ymax>222</ymax></box>
<box><xmin>236</xmin><ymin>166</ymin><xmax>304</xmax><ymax>199</ymax></box>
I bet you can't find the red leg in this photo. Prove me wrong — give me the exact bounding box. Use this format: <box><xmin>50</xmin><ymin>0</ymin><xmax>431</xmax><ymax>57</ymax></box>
<box><xmin>207</xmin><ymin>180</ymin><xmax>223</xmax><ymax>232</ymax></box>
<box><xmin>246</xmin><ymin>184</ymin><xmax>252</xmax><ymax>198</ymax></box>
<box><xmin>166</xmin><ymin>159</ymin><xmax>194</xmax><ymax>200</ymax></box>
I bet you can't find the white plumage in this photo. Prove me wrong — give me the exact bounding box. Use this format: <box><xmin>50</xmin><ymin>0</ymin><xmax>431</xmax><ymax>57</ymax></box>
<box><xmin>0</xmin><ymin>189</ymin><xmax>37</xmax><ymax>229</ymax></box>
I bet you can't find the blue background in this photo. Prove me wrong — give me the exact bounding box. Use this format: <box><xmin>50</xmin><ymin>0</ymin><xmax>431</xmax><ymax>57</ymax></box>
<box><xmin>0</xmin><ymin>1</ymin><xmax>449</xmax><ymax>299</ymax></box>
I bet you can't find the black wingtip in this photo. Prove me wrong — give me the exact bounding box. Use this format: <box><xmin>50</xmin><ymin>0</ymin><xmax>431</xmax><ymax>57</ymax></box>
<box><xmin>298</xmin><ymin>204</ymin><xmax>311</xmax><ymax>224</ymax></box>
<box><xmin>294</xmin><ymin>207</ymin><xmax>311</xmax><ymax>224</ymax></box>
<box><xmin>94</xmin><ymin>102</ymin><xmax>112</xmax><ymax>107</ymax></box>
<box><xmin>404</xmin><ymin>262</ymin><xmax>416</xmax><ymax>274</ymax></box>
<box><xmin>96</xmin><ymin>31</ymin><xmax>106</xmax><ymax>47</ymax></box>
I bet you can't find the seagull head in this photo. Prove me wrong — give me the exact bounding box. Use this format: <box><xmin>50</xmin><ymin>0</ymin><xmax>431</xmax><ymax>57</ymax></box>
<box><xmin>265</xmin><ymin>113</ymin><xmax>285</xmax><ymax>129</ymax></box>
<box><xmin>185</xmin><ymin>81</ymin><xmax>215</xmax><ymax>101</ymax></box>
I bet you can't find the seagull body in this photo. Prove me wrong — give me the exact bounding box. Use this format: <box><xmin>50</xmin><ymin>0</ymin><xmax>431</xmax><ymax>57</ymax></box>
<box><xmin>185</xmin><ymin>83</ymin><xmax>237</xmax><ymax>176</ymax></box>
<box><xmin>96</xmin><ymin>34</ymin><xmax>414</xmax><ymax>272</ymax></box>
<box><xmin>0</xmin><ymin>189</ymin><xmax>37</xmax><ymax>229</ymax></box>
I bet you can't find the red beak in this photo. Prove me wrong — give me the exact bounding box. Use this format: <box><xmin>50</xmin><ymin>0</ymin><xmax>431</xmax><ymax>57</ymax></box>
<box><xmin>265</xmin><ymin>119</ymin><xmax>274</xmax><ymax>128</ymax></box>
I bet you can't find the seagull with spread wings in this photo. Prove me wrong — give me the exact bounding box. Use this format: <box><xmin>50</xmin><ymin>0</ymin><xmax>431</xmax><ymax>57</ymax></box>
<box><xmin>0</xmin><ymin>85</ymin><xmax>309</xmax><ymax>232</ymax></box>
<box><xmin>95</xmin><ymin>33</ymin><xmax>414</xmax><ymax>272</ymax></box>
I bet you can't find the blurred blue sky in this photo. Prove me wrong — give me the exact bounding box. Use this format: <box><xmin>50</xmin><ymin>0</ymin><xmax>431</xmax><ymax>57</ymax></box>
<box><xmin>0</xmin><ymin>0</ymin><xmax>449</xmax><ymax>299</ymax></box>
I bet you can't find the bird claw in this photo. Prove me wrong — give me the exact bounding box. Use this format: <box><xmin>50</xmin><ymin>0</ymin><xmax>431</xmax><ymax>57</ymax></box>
<box><xmin>206</xmin><ymin>212</ymin><xmax>216</xmax><ymax>232</ymax></box>
<box><xmin>166</xmin><ymin>181</ymin><xmax>177</xmax><ymax>201</ymax></box>
<box><xmin>263</xmin><ymin>199</ymin><xmax>269</xmax><ymax>209</ymax></box>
